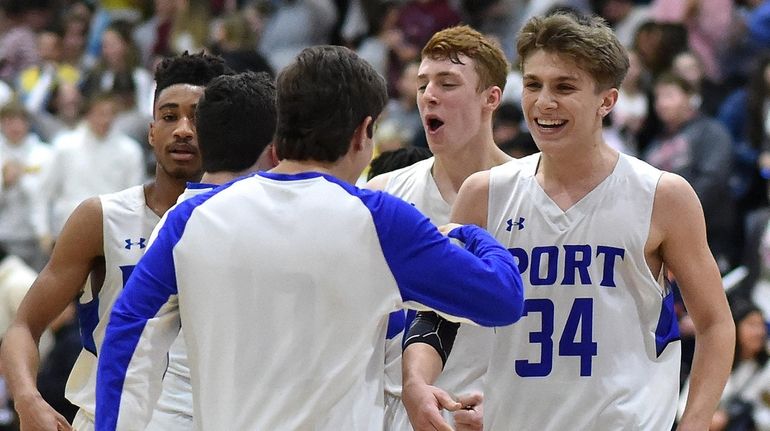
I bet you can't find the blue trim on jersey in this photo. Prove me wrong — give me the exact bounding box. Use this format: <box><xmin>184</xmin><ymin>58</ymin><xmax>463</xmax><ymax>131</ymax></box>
<box><xmin>654</xmin><ymin>291</ymin><xmax>680</xmax><ymax>357</ymax></box>
<box><xmin>76</xmin><ymin>298</ymin><xmax>99</xmax><ymax>355</ymax></box>
<box><xmin>323</xmin><ymin>173</ymin><xmax>523</xmax><ymax>326</ymax></box>
<box><xmin>386</xmin><ymin>310</ymin><xmax>406</xmax><ymax>340</ymax></box>
<box><xmin>185</xmin><ymin>181</ymin><xmax>216</xmax><ymax>190</ymax></box>
<box><xmin>96</xmin><ymin>180</ymin><xmax>240</xmax><ymax>431</ymax></box>
<box><xmin>259</xmin><ymin>171</ymin><xmax>524</xmax><ymax>326</ymax></box>
<box><xmin>257</xmin><ymin>171</ymin><xmax>328</xmax><ymax>182</ymax></box>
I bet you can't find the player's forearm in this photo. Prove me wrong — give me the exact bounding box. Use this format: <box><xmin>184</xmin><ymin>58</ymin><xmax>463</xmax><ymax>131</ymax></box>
<box><xmin>1</xmin><ymin>323</ymin><xmax>44</xmax><ymax>402</ymax></box>
<box><xmin>678</xmin><ymin>317</ymin><xmax>735</xmax><ymax>430</ymax></box>
<box><xmin>403</xmin><ymin>343</ymin><xmax>444</xmax><ymax>388</ymax></box>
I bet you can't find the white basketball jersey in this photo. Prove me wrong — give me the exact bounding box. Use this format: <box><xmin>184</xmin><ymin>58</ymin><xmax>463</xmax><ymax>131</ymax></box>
<box><xmin>98</xmin><ymin>171</ymin><xmax>524</xmax><ymax>431</ymax></box>
<box><xmin>66</xmin><ymin>185</ymin><xmax>158</xmax><ymax>419</ymax></box>
<box><xmin>483</xmin><ymin>153</ymin><xmax>681</xmax><ymax>430</ymax></box>
<box><xmin>145</xmin><ymin>183</ymin><xmax>215</xmax><ymax>430</ymax></box>
<box><xmin>384</xmin><ymin>157</ymin><xmax>494</xmax><ymax>430</ymax></box>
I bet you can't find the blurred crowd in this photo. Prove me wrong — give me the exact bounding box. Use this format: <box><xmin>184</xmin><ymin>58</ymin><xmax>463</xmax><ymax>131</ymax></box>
<box><xmin>3</xmin><ymin>0</ymin><xmax>770</xmax><ymax>429</ymax></box>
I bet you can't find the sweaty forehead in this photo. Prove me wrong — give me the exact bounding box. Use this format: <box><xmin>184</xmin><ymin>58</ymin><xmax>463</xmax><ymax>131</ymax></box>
<box><xmin>155</xmin><ymin>84</ymin><xmax>205</xmax><ymax>109</ymax></box>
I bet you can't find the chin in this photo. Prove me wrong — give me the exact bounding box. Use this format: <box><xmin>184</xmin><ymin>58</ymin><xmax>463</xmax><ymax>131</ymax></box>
<box><xmin>163</xmin><ymin>165</ymin><xmax>202</xmax><ymax>181</ymax></box>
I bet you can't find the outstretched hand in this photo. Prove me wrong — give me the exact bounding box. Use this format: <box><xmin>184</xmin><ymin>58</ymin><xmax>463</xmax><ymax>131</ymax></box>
<box><xmin>402</xmin><ymin>381</ymin><xmax>461</xmax><ymax>431</ymax></box>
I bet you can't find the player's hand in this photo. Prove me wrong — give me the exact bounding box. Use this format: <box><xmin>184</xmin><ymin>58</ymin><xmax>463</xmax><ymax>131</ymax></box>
<box><xmin>402</xmin><ymin>381</ymin><xmax>460</xmax><ymax>431</ymax></box>
<box><xmin>438</xmin><ymin>223</ymin><xmax>462</xmax><ymax>236</ymax></box>
<box><xmin>451</xmin><ymin>392</ymin><xmax>483</xmax><ymax>431</ymax></box>
<box><xmin>15</xmin><ymin>393</ymin><xmax>72</xmax><ymax>431</ymax></box>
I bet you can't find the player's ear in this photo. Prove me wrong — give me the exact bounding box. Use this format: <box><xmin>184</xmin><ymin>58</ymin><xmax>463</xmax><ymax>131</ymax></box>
<box><xmin>269</xmin><ymin>143</ymin><xmax>280</xmax><ymax>166</ymax></box>
<box><xmin>352</xmin><ymin>116</ymin><xmax>374</xmax><ymax>152</ymax></box>
<box><xmin>484</xmin><ymin>86</ymin><xmax>502</xmax><ymax>112</ymax></box>
<box><xmin>598</xmin><ymin>88</ymin><xmax>619</xmax><ymax>118</ymax></box>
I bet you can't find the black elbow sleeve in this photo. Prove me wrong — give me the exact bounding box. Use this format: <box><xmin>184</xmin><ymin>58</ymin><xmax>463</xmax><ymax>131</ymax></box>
<box><xmin>402</xmin><ymin>311</ymin><xmax>460</xmax><ymax>367</ymax></box>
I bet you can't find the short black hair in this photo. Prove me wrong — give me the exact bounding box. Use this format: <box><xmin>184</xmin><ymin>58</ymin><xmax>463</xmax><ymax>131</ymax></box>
<box><xmin>367</xmin><ymin>147</ymin><xmax>433</xmax><ymax>180</ymax></box>
<box><xmin>196</xmin><ymin>71</ymin><xmax>277</xmax><ymax>173</ymax></box>
<box><xmin>275</xmin><ymin>45</ymin><xmax>387</xmax><ymax>163</ymax></box>
<box><xmin>153</xmin><ymin>51</ymin><xmax>233</xmax><ymax>107</ymax></box>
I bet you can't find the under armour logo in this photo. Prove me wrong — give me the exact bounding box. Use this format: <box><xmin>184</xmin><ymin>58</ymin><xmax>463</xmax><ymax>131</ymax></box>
<box><xmin>506</xmin><ymin>217</ymin><xmax>525</xmax><ymax>231</ymax></box>
<box><xmin>125</xmin><ymin>238</ymin><xmax>147</xmax><ymax>250</ymax></box>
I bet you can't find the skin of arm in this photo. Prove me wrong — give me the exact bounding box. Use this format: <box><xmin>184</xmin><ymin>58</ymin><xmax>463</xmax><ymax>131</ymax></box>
<box><xmin>401</xmin><ymin>171</ymin><xmax>490</xmax><ymax>431</ymax></box>
<box><xmin>364</xmin><ymin>172</ymin><xmax>391</xmax><ymax>192</ymax></box>
<box><xmin>650</xmin><ymin>173</ymin><xmax>735</xmax><ymax>430</ymax></box>
<box><xmin>1</xmin><ymin>197</ymin><xmax>104</xmax><ymax>431</ymax></box>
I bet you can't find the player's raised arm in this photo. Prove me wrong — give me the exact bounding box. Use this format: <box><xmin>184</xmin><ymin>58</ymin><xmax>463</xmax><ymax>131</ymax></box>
<box><xmin>365</xmin><ymin>189</ymin><xmax>522</xmax><ymax>326</ymax></box>
<box><xmin>654</xmin><ymin>173</ymin><xmax>734</xmax><ymax>430</ymax></box>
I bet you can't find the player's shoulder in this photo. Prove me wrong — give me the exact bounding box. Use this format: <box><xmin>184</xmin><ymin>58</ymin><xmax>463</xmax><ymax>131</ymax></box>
<box><xmin>366</xmin><ymin>157</ymin><xmax>434</xmax><ymax>191</ymax></box>
<box><xmin>58</xmin><ymin>196</ymin><xmax>104</xmax><ymax>246</ymax></box>
<box><xmin>99</xmin><ymin>184</ymin><xmax>146</xmax><ymax>207</ymax></box>
<box><xmin>494</xmin><ymin>153</ymin><xmax>538</xmax><ymax>172</ymax></box>
<box><xmin>619</xmin><ymin>152</ymin><xmax>663</xmax><ymax>177</ymax></box>
<box><xmin>655</xmin><ymin>172</ymin><xmax>697</xmax><ymax>206</ymax></box>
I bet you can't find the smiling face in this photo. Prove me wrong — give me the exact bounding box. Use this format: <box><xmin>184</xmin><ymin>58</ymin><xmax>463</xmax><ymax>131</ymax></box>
<box><xmin>416</xmin><ymin>55</ymin><xmax>492</xmax><ymax>154</ymax></box>
<box><xmin>520</xmin><ymin>50</ymin><xmax>616</xmax><ymax>154</ymax></box>
<box><xmin>149</xmin><ymin>84</ymin><xmax>204</xmax><ymax>181</ymax></box>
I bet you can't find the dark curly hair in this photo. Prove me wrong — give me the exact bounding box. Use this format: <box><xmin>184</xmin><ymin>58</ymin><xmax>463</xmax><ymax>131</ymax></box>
<box><xmin>153</xmin><ymin>51</ymin><xmax>233</xmax><ymax>106</ymax></box>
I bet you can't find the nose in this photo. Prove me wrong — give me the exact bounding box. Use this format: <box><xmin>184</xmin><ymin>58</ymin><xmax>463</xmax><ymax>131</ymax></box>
<box><xmin>420</xmin><ymin>82</ymin><xmax>439</xmax><ymax>106</ymax></box>
<box><xmin>173</xmin><ymin>116</ymin><xmax>194</xmax><ymax>141</ymax></box>
<box><xmin>534</xmin><ymin>89</ymin><xmax>557</xmax><ymax>111</ymax></box>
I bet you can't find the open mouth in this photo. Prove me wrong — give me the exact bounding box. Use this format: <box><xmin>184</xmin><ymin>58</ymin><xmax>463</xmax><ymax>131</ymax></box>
<box><xmin>426</xmin><ymin>116</ymin><xmax>445</xmax><ymax>133</ymax></box>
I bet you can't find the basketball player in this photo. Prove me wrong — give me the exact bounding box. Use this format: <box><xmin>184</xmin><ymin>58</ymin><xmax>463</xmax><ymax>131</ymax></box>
<box><xmin>0</xmin><ymin>52</ymin><xmax>231</xmax><ymax>431</ymax></box>
<box><xmin>402</xmin><ymin>12</ymin><xmax>735</xmax><ymax>431</ymax></box>
<box><xmin>366</xmin><ymin>25</ymin><xmax>511</xmax><ymax>430</ymax></box>
<box><xmin>95</xmin><ymin>45</ymin><xmax>524</xmax><ymax>431</ymax></box>
<box><xmin>144</xmin><ymin>71</ymin><xmax>278</xmax><ymax>431</ymax></box>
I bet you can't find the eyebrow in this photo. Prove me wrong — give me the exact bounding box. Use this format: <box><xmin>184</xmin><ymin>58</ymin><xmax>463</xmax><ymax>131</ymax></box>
<box><xmin>522</xmin><ymin>73</ymin><xmax>579</xmax><ymax>82</ymax></box>
<box><xmin>417</xmin><ymin>71</ymin><xmax>460</xmax><ymax>80</ymax></box>
<box><xmin>157</xmin><ymin>103</ymin><xmax>179</xmax><ymax>111</ymax></box>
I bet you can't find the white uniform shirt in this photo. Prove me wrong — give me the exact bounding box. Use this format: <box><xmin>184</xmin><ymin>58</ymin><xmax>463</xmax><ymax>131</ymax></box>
<box><xmin>96</xmin><ymin>171</ymin><xmax>524</xmax><ymax>431</ymax></box>
<box><xmin>66</xmin><ymin>185</ymin><xmax>158</xmax><ymax>422</ymax></box>
<box><xmin>482</xmin><ymin>153</ymin><xmax>680</xmax><ymax>430</ymax></box>
<box><xmin>145</xmin><ymin>183</ymin><xmax>217</xmax><ymax>430</ymax></box>
<box><xmin>382</xmin><ymin>157</ymin><xmax>494</xmax><ymax>430</ymax></box>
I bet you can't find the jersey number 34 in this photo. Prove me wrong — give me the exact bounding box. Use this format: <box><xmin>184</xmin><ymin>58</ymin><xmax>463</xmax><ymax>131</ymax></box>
<box><xmin>514</xmin><ymin>298</ymin><xmax>597</xmax><ymax>377</ymax></box>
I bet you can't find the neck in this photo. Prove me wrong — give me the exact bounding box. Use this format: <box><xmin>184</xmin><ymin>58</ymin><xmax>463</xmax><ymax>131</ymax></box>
<box><xmin>201</xmin><ymin>169</ymin><xmax>251</xmax><ymax>185</ymax></box>
<box><xmin>270</xmin><ymin>159</ymin><xmax>357</xmax><ymax>184</ymax></box>
<box><xmin>144</xmin><ymin>167</ymin><xmax>195</xmax><ymax>216</ymax></box>
<box><xmin>431</xmin><ymin>135</ymin><xmax>511</xmax><ymax>204</ymax></box>
<box><xmin>538</xmin><ymin>140</ymin><xmax>618</xmax><ymax>186</ymax></box>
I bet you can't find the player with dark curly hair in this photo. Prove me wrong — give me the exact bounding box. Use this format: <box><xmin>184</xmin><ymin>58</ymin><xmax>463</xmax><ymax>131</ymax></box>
<box><xmin>0</xmin><ymin>51</ymin><xmax>232</xmax><ymax>431</ymax></box>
